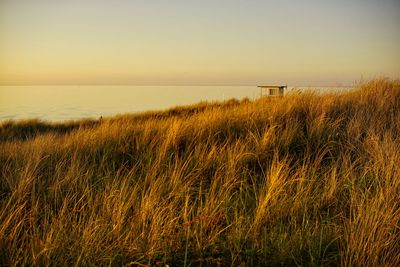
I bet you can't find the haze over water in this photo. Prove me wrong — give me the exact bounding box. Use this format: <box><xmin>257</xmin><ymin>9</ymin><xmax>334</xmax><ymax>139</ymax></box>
<box><xmin>0</xmin><ymin>85</ymin><xmax>258</xmax><ymax>121</ymax></box>
<box><xmin>0</xmin><ymin>85</ymin><xmax>354</xmax><ymax>122</ymax></box>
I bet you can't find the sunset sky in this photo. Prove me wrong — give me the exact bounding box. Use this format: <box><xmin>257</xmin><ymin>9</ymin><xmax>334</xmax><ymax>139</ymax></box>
<box><xmin>1</xmin><ymin>0</ymin><xmax>399</xmax><ymax>86</ymax></box>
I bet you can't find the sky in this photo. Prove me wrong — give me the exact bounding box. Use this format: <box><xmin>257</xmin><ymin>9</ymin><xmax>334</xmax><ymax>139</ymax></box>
<box><xmin>0</xmin><ymin>0</ymin><xmax>399</xmax><ymax>86</ymax></box>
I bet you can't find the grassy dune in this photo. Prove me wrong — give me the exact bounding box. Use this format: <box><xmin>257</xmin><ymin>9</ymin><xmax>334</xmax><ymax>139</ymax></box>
<box><xmin>0</xmin><ymin>79</ymin><xmax>399</xmax><ymax>266</ymax></box>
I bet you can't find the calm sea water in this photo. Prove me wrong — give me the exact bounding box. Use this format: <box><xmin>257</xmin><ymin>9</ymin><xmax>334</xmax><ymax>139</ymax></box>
<box><xmin>0</xmin><ymin>85</ymin><xmax>353</xmax><ymax>122</ymax></box>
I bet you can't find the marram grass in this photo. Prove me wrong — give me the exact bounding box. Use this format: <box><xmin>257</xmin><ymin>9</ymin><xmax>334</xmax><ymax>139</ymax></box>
<box><xmin>0</xmin><ymin>79</ymin><xmax>399</xmax><ymax>266</ymax></box>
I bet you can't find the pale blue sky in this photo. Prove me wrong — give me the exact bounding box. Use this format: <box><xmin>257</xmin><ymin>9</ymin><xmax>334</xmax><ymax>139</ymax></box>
<box><xmin>1</xmin><ymin>0</ymin><xmax>399</xmax><ymax>85</ymax></box>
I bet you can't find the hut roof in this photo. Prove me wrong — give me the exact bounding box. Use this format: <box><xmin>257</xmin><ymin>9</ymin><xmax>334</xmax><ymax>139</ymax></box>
<box><xmin>257</xmin><ymin>85</ymin><xmax>287</xmax><ymax>88</ymax></box>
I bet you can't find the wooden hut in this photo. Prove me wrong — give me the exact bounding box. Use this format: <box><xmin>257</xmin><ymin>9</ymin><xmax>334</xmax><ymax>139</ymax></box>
<box><xmin>258</xmin><ymin>85</ymin><xmax>286</xmax><ymax>97</ymax></box>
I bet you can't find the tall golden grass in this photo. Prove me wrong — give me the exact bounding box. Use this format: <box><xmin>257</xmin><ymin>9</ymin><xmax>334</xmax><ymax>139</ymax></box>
<box><xmin>0</xmin><ymin>79</ymin><xmax>399</xmax><ymax>266</ymax></box>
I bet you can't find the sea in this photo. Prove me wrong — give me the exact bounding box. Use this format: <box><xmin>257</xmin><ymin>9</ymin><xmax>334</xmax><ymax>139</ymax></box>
<box><xmin>0</xmin><ymin>85</ymin><xmax>354</xmax><ymax>122</ymax></box>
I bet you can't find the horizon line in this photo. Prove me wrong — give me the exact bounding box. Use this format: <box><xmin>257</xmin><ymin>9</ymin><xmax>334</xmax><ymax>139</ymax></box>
<box><xmin>0</xmin><ymin>83</ymin><xmax>357</xmax><ymax>87</ymax></box>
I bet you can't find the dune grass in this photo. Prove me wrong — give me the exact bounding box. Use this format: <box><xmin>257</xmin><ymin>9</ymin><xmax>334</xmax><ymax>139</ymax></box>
<box><xmin>0</xmin><ymin>79</ymin><xmax>399</xmax><ymax>266</ymax></box>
